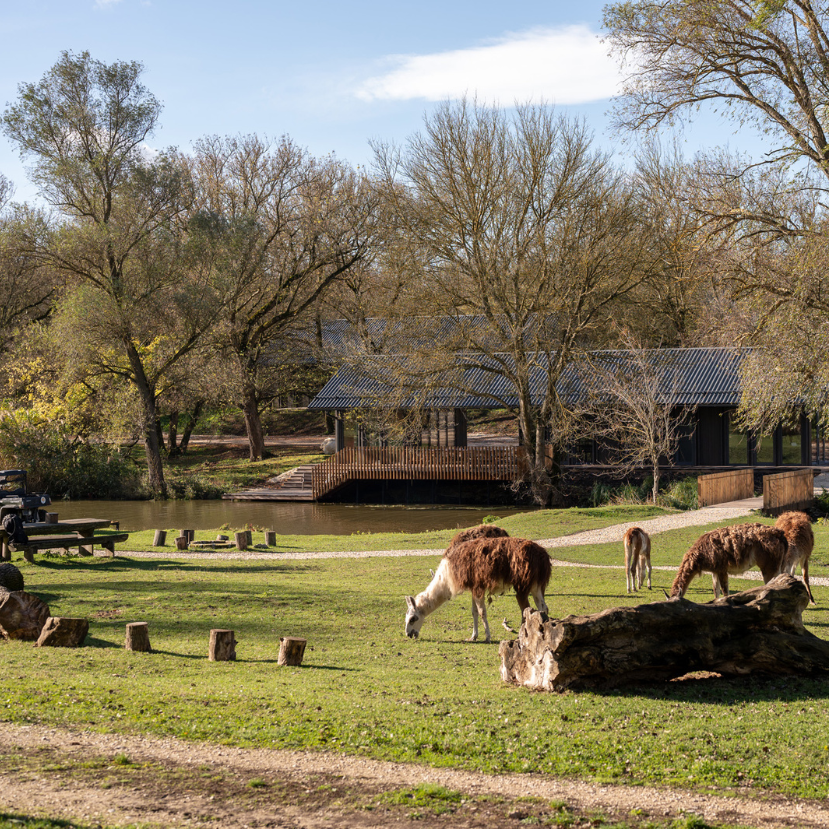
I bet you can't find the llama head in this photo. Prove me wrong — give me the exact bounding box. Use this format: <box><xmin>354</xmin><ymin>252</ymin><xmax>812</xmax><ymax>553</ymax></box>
<box><xmin>405</xmin><ymin>595</ymin><xmax>424</xmax><ymax>639</ymax></box>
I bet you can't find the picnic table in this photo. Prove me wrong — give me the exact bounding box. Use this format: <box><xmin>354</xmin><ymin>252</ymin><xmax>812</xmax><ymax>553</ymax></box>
<box><xmin>0</xmin><ymin>518</ymin><xmax>128</xmax><ymax>562</ymax></box>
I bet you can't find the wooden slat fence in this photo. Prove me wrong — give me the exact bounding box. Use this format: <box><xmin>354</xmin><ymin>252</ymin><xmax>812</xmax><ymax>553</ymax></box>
<box><xmin>763</xmin><ymin>469</ymin><xmax>815</xmax><ymax>516</ymax></box>
<box><xmin>312</xmin><ymin>447</ymin><xmax>519</xmax><ymax>500</ymax></box>
<box><xmin>697</xmin><ymin>468</ymin><xmax>754</xmax><ymax>507</ymax></box>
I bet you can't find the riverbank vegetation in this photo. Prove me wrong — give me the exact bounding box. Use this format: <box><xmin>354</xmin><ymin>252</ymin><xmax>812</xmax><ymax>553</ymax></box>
<box><xmin>3</xmin><ymin>514</ymin><xmax>829</xmax><ymax>801</ymax></box>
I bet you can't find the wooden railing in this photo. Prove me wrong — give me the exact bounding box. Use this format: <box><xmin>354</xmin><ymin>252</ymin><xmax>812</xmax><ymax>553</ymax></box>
<box><xmin>763</xmin><ymin>469</ymin><xmax>815</xmax><ymax>515</ymax></box>
<box><xmin>312</xmin><ymin>446</ymin><xmax>520</xmax><ymax>500</ymax></box>
<box><xmin>697</xmin><ymin>468</ymin><xmax>754</xmax><ymax>507</ymax></box>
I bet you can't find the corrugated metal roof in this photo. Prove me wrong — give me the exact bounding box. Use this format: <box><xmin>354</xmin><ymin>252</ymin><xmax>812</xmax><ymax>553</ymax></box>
<box><xmin>307</xmin><ymin>348</ymin><xmax>750</xmax><ymax>410</ymax></box>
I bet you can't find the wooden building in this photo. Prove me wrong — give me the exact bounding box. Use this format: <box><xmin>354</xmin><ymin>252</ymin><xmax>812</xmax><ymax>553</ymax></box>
<box><xmin>308</xmin><ymin>347</ymin><xmax>821</xmax><ymax>468</ymax></box>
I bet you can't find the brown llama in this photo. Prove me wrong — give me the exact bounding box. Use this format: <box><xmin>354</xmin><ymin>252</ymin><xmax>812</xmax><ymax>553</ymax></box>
<box><xmin>670</xmin><ymin>523</ymin><xmax>787</xmax><ymax>599</ymax></box>
<box><xmin>404</xmin><ymin>536</ymin><xmax>551</xmax><ymax>642</ymax></box>
<box><xmin>449</xmin><ymin>524</ymin><xmax>509</xmax><ymax>547</ymax></box>
<box><xmin>623</xmin><ymin>527</ymin><xmax>652</xmax><ymax>593</ymax></box>
<box><xmin>776</xmin><ymin>511</ymin><xmax>816</xmax><ymax>605</ymax></box>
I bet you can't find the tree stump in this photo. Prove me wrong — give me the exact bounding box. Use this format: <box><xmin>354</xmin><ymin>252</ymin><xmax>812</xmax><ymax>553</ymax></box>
<box><xmin>175</xmin><ymin>536</ymin><xmax>189</xmax><ymax>551</ymax></box>
<box><xmin>234</xmin><ymin>532</ymin><xmax>248</xmax><ymax>551</ymax></box>
<box><xmin>0</xmin><ymin>590</ymin><xmax>50</xmax><ymax>640</ymax></box>
<box><xmin>245</xmin><ymin>530</ymin><xmax>253</xmax><ymax>547</ymax></box>
<box><xmin>265</xmin><ymin>531</ymin><xmax>277</xmax><ymax>546</ymax></box>
<box><xmin>35</xmin><ymin>616</ymin><xmax>89</xmax><ymax>648</ymax></box>
<box><xmin>153</xmin><ymin>530</ymin><xmax>167</xmax><ymax>547</ymax></box>
<box><xmin>125</xmin><ymin>622</ymin><xmax>151</xmax><ymax>652</ymax></box>
<box><xmin>278</xmin><ymin>637</ymin><xmax>307</xmax><ymax>666</ymax></box>
<box><xmin>45</xmin><ymin>512</ymin><xmax>58</xmax><ymax>524</ymax></box>
<box><xmin>499</xmin><ymin>574</ymin><xmax>829</xmax><ymax>692</ymax></box>
<box><xmin>22</xmin><ymin>547</ymin><xmax>34</xmax><ymax>563</ymax></box>
<box><xmin>209</xmin><ymin>629</ymin><xmax>236</xmax><ymax>661</ymax></box>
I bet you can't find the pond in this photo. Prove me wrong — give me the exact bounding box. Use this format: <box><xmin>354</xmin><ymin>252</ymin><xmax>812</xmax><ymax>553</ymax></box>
<box><xmin>49</xmin><ymin>499</ymin><xmax>528</xmax><ymax>535</ymax></box>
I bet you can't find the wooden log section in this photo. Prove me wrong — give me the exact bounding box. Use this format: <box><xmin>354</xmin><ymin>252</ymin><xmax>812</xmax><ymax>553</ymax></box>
<box><xmin>175</xmin><ymin>536</ymin><xmax>189</xmax><ymax>551</ymax></box>
<box><xmin>499</xmin><ymin>575</ymin><xmax>829</xmax><ymax>692</ymax></box>
<box><xmin>0</xmin><ymin>590</ymin><xmax>50</xmax><ymax>641</ymax></box>
<box><xmin>35</xmin><ymin>617</ymin><xmax>89</xmax><ymax>648</ymax></box>
<box><xmin>125</xmin><ymin>622</ymin><xmax>151</xmax><ymax>652</ymax></box>
<box><xmin>209</xmin><ymin>628</ymin><xmax>236</xmax><ymax>661</ymax></box>
<box><xmin>265</xmin><ymin>530</ymin><xmax>276</xmax><ymax>546</ymax></box>
<box><xmin>153</xmin><ymin>530</ymin><xmax>167</xmax><ymax>547</ymax></box>
<box><xmin>278</xmin><ymin>637</ymin><xmax>307</xmax><ymax>666</ymax></box>
<box><xmin>235</xmin><ymin>531</ymin><xmax>248</xmax><ymax>551</ymax></box>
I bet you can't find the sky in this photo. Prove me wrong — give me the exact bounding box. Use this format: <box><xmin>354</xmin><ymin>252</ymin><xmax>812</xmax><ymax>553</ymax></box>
<box><xmin>0</xmin><ymin>0</ymin><xmax>756</xmax><ymax>203</ymax></box>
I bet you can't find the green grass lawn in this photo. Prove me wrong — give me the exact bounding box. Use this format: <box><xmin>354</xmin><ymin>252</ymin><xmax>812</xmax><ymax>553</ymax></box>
<box><xmin>4</xmin><ymin>510</ymin><xmax>829</xmax><ymax>802</ymax></box>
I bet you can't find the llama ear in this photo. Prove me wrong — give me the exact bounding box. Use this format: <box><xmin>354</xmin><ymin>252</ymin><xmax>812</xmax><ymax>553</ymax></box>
<box><xmin>405</xmin><ymin>595</ymin><xmax>417</xmax><ymax>611</ymax></box>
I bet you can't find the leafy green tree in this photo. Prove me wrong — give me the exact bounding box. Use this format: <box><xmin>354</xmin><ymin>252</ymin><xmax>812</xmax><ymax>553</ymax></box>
<box><xmin>2</xmin><ymin>51</ymin><xmax>209</xmax><ymax>497</ymax></box>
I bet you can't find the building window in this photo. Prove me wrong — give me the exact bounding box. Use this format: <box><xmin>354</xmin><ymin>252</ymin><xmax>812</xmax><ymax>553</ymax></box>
<box><xmin>780</xmin><ymin>423</ymin><xmax>802</xmax><ymax>465</ymax></box>
<box><xmin>754</xmin><ymin>432</ymin><xmax>774</xmax><ymax>465</ymax></box>
<box><xmin>727</xmin><ymin>412</ymin><xmax>749</xmax><ymax>465</ymax></box>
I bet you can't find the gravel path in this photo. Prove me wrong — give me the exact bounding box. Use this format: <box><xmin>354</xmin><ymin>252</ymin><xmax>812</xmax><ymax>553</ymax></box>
<box><xmin>2</xmin><ymin>721</ymin><xmax>828</xmax><ymax>829</ymax></box>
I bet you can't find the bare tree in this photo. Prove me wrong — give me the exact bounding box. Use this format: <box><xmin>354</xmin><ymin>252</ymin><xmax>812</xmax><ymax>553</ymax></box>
<box><xmin>373</xmin><ymin>100</ymin><xmax>655</xmax><ymax>501</ymax></box>
<box><xmin>190</xmin><ymin>135</ymin><xmax>379</xmax><ymax>461</ymax></box>
<box><xmin>587</xmin><ymin>330</ymin><xmax>697</xmax><ymax>503</ymax></box>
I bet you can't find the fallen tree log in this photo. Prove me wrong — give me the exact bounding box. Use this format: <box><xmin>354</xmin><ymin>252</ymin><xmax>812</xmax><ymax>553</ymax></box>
<box><xmin>499</xmin><ymin>574</ymin><xmax>829</xmax><ymax>692</ymax></box>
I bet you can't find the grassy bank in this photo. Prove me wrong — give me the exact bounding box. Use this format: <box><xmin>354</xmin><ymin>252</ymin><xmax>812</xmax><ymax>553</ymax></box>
<box><xmin>119</xmin><ymin>504</ymin><xmax>674</xmax><ymax>553</ymax></box>
<box><xmin>3</xmin><ymin>510</ymin><xmax>829</xmax><ymax>803</ymax></box>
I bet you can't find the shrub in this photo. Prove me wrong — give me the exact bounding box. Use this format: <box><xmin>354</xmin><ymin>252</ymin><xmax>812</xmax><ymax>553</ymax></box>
<box><xmin>659</xmin><ymin>477</ymin><xmax>698</xmax><ymax>511</ymax></box>
<box><xmin>0</xmin><ymin>410</ymin><xmax>141</xmax><ymax>499</ymax></box>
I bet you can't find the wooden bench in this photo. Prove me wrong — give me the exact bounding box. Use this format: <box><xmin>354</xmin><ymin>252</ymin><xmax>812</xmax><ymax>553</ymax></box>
<box><xmin>0</xmin><ymin>518</ymin><xmax>119</xmax><ymax>561</ymax></box>
<box><xmin>5</xmin><ymin>530</ymin><xmax>128</xmax><ymax>561</ymax></box>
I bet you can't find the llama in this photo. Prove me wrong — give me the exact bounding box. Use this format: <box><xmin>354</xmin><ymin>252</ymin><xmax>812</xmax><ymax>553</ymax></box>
<box><xmin>776</xmin><ymin>511</ymin><xmax>816</xmax><ymax>605</ymax></box>
<box><xmin>449</xmin><ymin>524</ymin><xmax>509</xmax><ymax>547</ymax></box>
<box><xmin>623</xmin><ymin>526</ymin><xmax>651</xmax><ymax>593</ymax></box>
<box><xmin>404</xmin><ymin>536</ymin><xmax>551</xmax><ymax>643</ymax></box>
<box><xmin>670</xmin><ymin>523</ymin><xmax>787</xmax><ymax>599</ymax></box>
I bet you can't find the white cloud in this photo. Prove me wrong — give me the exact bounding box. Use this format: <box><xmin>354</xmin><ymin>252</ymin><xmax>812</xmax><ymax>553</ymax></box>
<box><xmin>94</xmin><ymin>0</ymin><xmax>124</xmax><ymax>8</ymax></box>
<box><xmin>355</xmin><ymin>26</ymin><xmax>621</xmax><ymax>105</ymax></box>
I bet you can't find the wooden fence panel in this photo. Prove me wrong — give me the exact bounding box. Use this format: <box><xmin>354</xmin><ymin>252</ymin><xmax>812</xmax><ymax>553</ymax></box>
<box><xmin>697</xmin><ymin>468</ymin><xmax>754</xmax><ymax>507</ymax></box>
<box><xmin>311</xmin><ymin>446</ymin><xmax>520</xmax><ymax>500</ymax></box>
<box><xmin>763</xmin><ymin>470</ymin><xmax>815</xmax><ymax>516</ymax></box>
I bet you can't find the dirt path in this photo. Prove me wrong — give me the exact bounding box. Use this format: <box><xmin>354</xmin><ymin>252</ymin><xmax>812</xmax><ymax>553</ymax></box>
<box><xmin>2</xmin><ymin>721</ymin><xmax>827</xmax><ymax>829</ymax></box>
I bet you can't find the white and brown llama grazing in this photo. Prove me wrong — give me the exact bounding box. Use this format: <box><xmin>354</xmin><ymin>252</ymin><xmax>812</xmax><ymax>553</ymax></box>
<box><xmin>449</xmin><ymin>524</ymin><xmax>510</xmax><ymax>547</ymax></box>
<box><xmin>623</xmin><ymin>526</ymin><xmax>651</xmax><ymax>593</ymax></box>
<box><xmin>404</xmin><ymin>534</ymin><xmax>551</xmax><ymax>642</ymax></box>
<box><xmin>776</xmin><ymin>511</ymin><xmax>816</xmax><ymax>605</ymax></box>
<box><xmin>670</xmin><ymin>523</ymin><xmax>787</xmax><ymax>599</ymax></box>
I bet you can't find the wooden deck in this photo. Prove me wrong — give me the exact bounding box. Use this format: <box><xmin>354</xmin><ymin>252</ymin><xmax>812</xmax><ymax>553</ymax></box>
<box><xmin>312</xmin><ymin>447</ymin><xmax>520</xmax><ymax>500</ymax></box>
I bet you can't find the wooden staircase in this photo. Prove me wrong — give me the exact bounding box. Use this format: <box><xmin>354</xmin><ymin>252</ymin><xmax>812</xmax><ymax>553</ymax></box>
<box><xmin>223</xmin><ymin>465</ymin><xmax>316</xmax><ymax>501</ymax></box>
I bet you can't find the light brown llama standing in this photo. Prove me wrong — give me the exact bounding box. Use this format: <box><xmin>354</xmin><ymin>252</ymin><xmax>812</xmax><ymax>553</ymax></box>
<box><xmin>404</xmin><ymin>536</ymin><xmax>551</xmax><ymax>642</ymax></box>
<box><xmin>670</xmin><ymin>523</ymin><xmax>787</xmax><ymax>599</ymax></box>
<box><xmin>623</xmin><ymin>527</ymin><xmax>651</xmax><ymax>593</ymax></box>
<box><xmin>776</xmin><ymin>510</ymin><xmax>816</xmax><ymax>605</ymax></box>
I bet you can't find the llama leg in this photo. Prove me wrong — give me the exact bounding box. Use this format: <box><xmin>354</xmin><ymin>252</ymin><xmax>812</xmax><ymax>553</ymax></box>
<box><xmin>476</xmin><ymin>595</ymin><xmax>491</xmax><ymax>643</ymax></box>
<box><xmin>644</xmin><ymin>555</ymin><xmax>652</xmax><ymax>590</ymax></box>
<box><xmin>804</xmin><ymin>559</ymin><xmax>815</xmax><ymax>605</ymax></box>
<box><xmin>469</xmin><ymin>598</ymin><xmax>480</xmax><ymax>642</ymax></box>
<box><xmin>625</xmin><ymin>550</ymin><xmax>632</xmax><ymax>593</ymax></box>
<box><xmin>530</xmin><ymin>586</ymin><xmax>549</xmax><ymax>618</ymax></box>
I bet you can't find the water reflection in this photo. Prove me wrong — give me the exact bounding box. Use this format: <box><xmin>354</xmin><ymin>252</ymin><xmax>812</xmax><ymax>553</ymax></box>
<box><xmin>51</xmin><ymin>500</ymin><xmax>525</xmax><ymax>534</ymax></box>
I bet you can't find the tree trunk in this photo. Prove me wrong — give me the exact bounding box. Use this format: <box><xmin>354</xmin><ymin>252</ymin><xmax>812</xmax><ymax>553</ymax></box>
<box><xmin>278</xmin><ymin>637</ymin><xmax>307</xmax><ymax>666</ymax></box>
<box><xmin>242</xmin><ymin>385</ymin><xmax>266</xmax><ymax>462</ymax></box>
<box><xmin>500</xmin><ymin>575</ymin><xmax>829</xmax><ymax>692</ymax></box>
<box><xmin>179</xmin><ymin>400</ymin><xmax>203</xmax><ymax>454</ymax></box>
<box><xmin>126</xmin><ymin>343</ymin><xmax>167</xmax><ymax>498</ymax></box>
<box><xmin>167</xmin><ymin>411</ymin><xmax>180</xmax><ymax>455</ymax></box>
<box><xmin>652</xmin><ymin>464</ymin><xmax>660</xmax><ymax>504</ymax></box>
